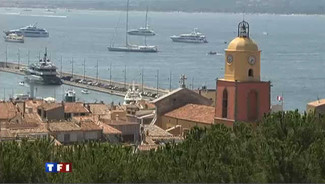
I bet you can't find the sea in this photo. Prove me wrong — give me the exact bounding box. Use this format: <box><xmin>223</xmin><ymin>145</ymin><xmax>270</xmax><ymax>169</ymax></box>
<box><xmin>0</xmin><ymin>8</ymin><xmax>324</xmax><ymax>110</ymax></box>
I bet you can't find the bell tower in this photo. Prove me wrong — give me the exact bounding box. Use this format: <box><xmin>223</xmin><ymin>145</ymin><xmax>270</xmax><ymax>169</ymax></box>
<box><xmin>215</xmin><ymin>21</ymin><xmax>271</xmax><ymax>126</ymax></box>
<box><xmin>224</xmin><ymin>21</ymin><xmax>261</xmax><ymax>82</ymax></box>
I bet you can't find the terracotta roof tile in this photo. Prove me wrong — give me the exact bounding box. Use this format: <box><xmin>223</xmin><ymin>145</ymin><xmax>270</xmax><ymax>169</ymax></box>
<box><xmin>164</xmin><ymin>104</ymin><xmax>215</xmax><ymax>125</ymax></box>
<box><xmin>49</xmin><ymin>122</ymin><xmax>81</xmax><ymax>132</ymax></box>
<box><xmin>88</xmin><ymin>104</ymin><xmax>110</xmax><ymax>115</ymax></box>
<box><xmin>144</xmin><ymin>124</ymin><xmax>173</xmax><ymax>137</ymax></box>
<box><xmin>38</xmin><ymin>102</ymin><xmax>62</xmax><ymax>111</ymax></box>
<box><xmin>97</xmin><ymin>121</ymin><xmax>121</xmax><ymax>135</ymax></box>
<box><xmin>64</xmin><ymin>102</ymin><xmax>89</xmax><ymax>114</ymax></box>
<box><xmin>80</xmin><ymin>122</ymin><xmax>102</xmax><ymax>131</ymax></box>
<box><xmin>9</xmin><ymin>123</ymin><xmax>49</xmax><ymax>134</ymax></box>
<box><xmin>25</xmin><ymin>100</ymin><xmax>44</xmax><ymax>113</ymax></box>
<box><xmin>24</xmin><ymin>113</ymin><xmax>42</xmax><ymax>124</ymax></box>
<box><xmin>0</xmin><ymin>102</ymin><xmax>17</xmax><ymax>120</ymax></box>
<box><xmin>107</xmin><ymin>120</ymin><xmax>139</xmax><ymax>125</ymax></box>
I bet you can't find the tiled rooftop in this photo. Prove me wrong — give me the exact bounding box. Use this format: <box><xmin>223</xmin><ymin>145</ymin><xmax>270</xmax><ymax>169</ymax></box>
<box><xmin>164</xmin><ymin>104</ymin><xmax>215</xmax><ymax>124</ymax></box>
<box><xmin>0</xmin><ymin>102</ymin><xmax>17</xmax><ymax>120</ymax></box>
<box><xmin>49</xmin><ymin>122</ymin><xmax>81</xmax><ymax>132</ymax></box>
<box><xmin>38</xmin><ymin>102</ymin><xmax>62</xmax><ymax>111</ymax></box>
<box><xmin>144</xmin><ymin>124</ymin><xmax>173</xmax><ymax>137</ymax></box>
<box><xmin>88</xmin><ymin>103</ymin><xmax>110</xmax><ymax>115</ymax></box>
<box><xmin>64</xmin><ymin>102</ymin><xmax>89</xmax><ymax>114</ymax></box>
<box><xmin>80</xmin><ymin>122</ymin><xmax>102</xmax><ymax>131</ymax></box>
<box><xmin>97</xmin><ymin>121</ymin><xmax>121</xmax><ymax>135</ymax></box>
<box><xmin>25</xmin><ymin>100</ymin><xmax>44</xmax><ymax>113</ymax></box>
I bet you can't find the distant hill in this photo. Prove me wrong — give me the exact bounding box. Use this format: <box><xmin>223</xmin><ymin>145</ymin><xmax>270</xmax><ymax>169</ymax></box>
<box><xmin>1</xmin><ymin>0</ymin><xmax>325</xmax><ymax>14</ymax></box>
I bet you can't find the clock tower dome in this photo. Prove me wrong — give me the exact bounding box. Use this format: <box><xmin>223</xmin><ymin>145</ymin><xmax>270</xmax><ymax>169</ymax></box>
<box><xmin>225</xmin><ymin>21</ymin><xmax>261</xmax><ymax>82</ymax></box>
<box><xmin>215</xmin><ymin>21</ymin><xmax>271</xmax><ymax>126</ymax></box>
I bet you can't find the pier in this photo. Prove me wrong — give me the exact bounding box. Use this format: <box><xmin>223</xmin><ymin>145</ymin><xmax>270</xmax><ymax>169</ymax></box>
<box><xmin>0</xmin><ymin>62</ymin><xmax>170</xmax><ymax>100</ymax></box>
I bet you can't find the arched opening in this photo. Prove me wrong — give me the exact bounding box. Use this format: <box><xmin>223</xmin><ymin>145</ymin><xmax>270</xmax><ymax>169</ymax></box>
<box><xmin>222</xmin><ymin>89</ymin><xmax>228</xmax><ymax>118</ymax></box>
<box><xmin>247</xmin><ymin>90</ymin><xmax>258</xmax><ymax>121</ymax></box>
<box><xmin>248</xmin><ymin>69</ymin><xmax>254</xmax><ymax>77</ymax></box>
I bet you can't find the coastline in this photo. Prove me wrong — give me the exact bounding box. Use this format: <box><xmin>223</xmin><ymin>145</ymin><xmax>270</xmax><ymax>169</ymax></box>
<box><xmin>0</xmin><ymin>6</ymin><xmax>325</xmax><ymax>17</ymax></box>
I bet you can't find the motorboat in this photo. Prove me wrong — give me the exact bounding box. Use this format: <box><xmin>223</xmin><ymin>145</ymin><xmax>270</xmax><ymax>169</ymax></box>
<box><xmin>65</xmin><ymin>89</ymin><xmax>76</xmax><ymax>102</ymax></box>
<box><xmin>123</xmin><ymin>83</ymin><xmax>142</xmax><ymax>105</ymax></box>
<box><xmin>4</xmin><ymin>33</ymin><xmax>24</xmax><ymax>43</ymax></box>
<box><xmin>81</xmin><ymin>89</ymin><xmax>90</xmax><ymax>94</ymax></box>
<box><xmin>208</xmin><ymin>51</ymin><xmax>217</xmax><ymax>55</ymax></box>
<box><xmin>170</xmin><ymin>28</ymin><xmax>208</xmax><ymax>43</ymax></box>
<box><xmin>19</xmin><ymin>81</ymin><xmax>25</xmax><ymax>86</ymax></box>
<box><xmin>5</xmin><ymin>23</ymin><xmax>49</xmax><ymax>37</ymax></box>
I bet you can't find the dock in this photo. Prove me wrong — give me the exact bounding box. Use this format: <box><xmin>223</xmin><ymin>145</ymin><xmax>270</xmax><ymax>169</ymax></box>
<box><xmin>0</xmin><ymin>62</ymin><xmax>170</xmax><ymax>100</ymax></box>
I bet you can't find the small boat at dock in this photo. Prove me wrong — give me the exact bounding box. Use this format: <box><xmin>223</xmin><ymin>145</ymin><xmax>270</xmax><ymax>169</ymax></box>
<box><xmin>81</xmin><ymin>89</ymin><xmax>90</xmax><ymax>94</ymax></box>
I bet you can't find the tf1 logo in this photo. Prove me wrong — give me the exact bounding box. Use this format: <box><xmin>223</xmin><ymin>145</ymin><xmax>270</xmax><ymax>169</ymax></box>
<box><xmin>45</xmin><ymin>162</ymin><xmax>72</xmax><ymax>173</ymax></box>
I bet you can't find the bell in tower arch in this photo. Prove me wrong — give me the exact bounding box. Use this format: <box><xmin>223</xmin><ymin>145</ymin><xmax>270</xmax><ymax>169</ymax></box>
<box><xmin>238</xmin><ymin>21</ymin><xmax>249</xmax><ymax>38</ymax></box>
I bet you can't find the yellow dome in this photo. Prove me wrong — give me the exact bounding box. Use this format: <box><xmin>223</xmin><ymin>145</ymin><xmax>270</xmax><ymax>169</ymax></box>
<box><xmin>227</xmin><ymin>37</ymin><xmax>258</xmax><ymax>51</ymax></box>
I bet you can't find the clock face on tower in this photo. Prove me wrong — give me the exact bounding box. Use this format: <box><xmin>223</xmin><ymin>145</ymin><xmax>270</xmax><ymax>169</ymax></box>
<box><xmin>227</xmin><ymin>55</ymin><xmax>233</xmax><ymax>64</ymax></box>
<box><xmin>248</xmin><ymin>56</ymin><xmax>256</xmax><ymax>65</ymax></box>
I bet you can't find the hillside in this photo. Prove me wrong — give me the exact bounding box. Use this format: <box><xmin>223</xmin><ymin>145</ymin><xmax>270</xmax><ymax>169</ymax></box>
<box><xmin>1</xmin><ymin>0</ymin><xmax>325</xmax><ymax>14</ymax></box>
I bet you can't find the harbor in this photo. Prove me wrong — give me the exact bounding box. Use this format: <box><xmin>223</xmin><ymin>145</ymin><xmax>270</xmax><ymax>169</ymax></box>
<box><xmin>0</xmin><ymin>8</ymin><xmax>323</xmax><ymax>110</ymax></box>
<box><xmin>0</xmin><ymin>61</ymin><xmax>169</xmax><ymax>100</ymax></box>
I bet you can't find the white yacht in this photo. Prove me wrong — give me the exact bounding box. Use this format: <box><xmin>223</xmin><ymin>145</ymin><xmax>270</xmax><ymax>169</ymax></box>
<box><xmin>24</xmin><ymin>48</ymin><xmax>62</xmax><ymax>85</ymax></box>
<box><xmin>65</xmin><ymin>89</ymin><xmax>76</xmax><ymax>102</ymax></box>
<box><xmin>5</xmin><ymin>23</ymin><xmax>49</xmax><ymax>37</ymax></box>
<box><xmin>127</xmin><ymin>7</ymin><xmax>156</xmax><ymax>36</ymax></box>
<box><xmin>108</xmin><ymin>0</ymin><xmax>158</xmax><ymax>53</ymax></box>
<box><xmin>128</xmin><ymin>27</ymin><xmax>155</xmax><ymax>36</ymax></box>
<box><xmin>4</xmin><ymin>33</ymin><xmax>24</xmax><ymax>43</ymax></box>
<box><xmin>81</xmin><ymin>89</ymin><xmax>90</xmax><ymax>94</ymax></box>
<box><xmin>123</xmin><ymin>83</ymin><xmax>142</xmax><ymax>105</ymax></box>
<box><xmin>170</xmin><ymin>28</ymin><xmax>208</xmax><ymax>43</ymax></box>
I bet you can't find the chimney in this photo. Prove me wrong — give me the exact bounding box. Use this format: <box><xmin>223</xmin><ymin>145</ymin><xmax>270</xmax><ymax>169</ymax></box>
<box><xmin>29</xmin><ymin>83</ymin><xmax>35</xmax><ymax>99</ymax></box>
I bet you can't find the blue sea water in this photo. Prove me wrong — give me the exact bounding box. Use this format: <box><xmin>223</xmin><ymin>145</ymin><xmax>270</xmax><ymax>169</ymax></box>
<box><xmin>0</xmin><ymin>8</ymin><xmax>324</xmax><ymax>110</ymax></box>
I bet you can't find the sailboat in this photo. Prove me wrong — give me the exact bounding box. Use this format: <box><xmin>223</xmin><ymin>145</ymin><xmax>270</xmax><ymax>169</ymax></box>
<box><xmin>108</xmin><ymin>0</ymin><xmax>158</xmax><ymax>53</ymax></box>
<box><xmin>127</xmin><ymin>7</ymin><xmax>156</xmax><ymax>36</ymax></box>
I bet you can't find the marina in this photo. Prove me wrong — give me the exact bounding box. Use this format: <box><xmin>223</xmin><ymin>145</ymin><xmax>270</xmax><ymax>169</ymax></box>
<box><xmin>0</xmin><ymin>8</ymin><xmax>323</xmax><ymax>110</ymax></box>
<box><xmin>0</xmin><ymin>61</ymin><xmax>169</xmax><ymax>100</ymax></box>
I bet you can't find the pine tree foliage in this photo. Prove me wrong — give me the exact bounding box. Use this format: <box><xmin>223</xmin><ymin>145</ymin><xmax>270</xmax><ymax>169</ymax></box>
<box><xmin>0</xmin><ymin>111</ymin><xmax>325</xmax><ymax>182</ymax></box>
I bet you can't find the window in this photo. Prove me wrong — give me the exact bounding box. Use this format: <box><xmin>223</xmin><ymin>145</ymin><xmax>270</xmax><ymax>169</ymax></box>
<box><xmin>64</xmin><ymin>134</ymin><xmax>70</xmax><ymax>142</ymax></box>
<box><xmin>38</xmin><ymin>109</ymin><xmax>42</xmax><ymax>116</ymax></box>
<box><xmin>248</xmin><ymin>69</ymin><xmax>254</xmax><ymax>77</ymax></box>
<box><xmin>222</xmin><ymin>89</ymin><xmax>228</xmax><ymax>118</ymax></box>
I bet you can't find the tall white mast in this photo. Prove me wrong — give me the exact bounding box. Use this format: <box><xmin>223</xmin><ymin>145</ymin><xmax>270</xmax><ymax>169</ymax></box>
<box><xmin>145</xmin><ymin>6</ymin><xmax>148</xmax><ymax>28</ymax></box>
<box><xmin>126</xmin><ymin>0</ymin><xmax>129</xmax><ymax>47</ymax></box>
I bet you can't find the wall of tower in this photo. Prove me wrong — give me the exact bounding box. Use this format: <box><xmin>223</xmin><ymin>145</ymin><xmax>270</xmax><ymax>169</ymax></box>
<box><xmin>215</xmin><ymin>80</ymin><xmax>236</xmax><ymax>121</ymax></box>
<box><xmin>224</xmin><ymin>50</ymin><xmax>261</xmax><ymax>82</ymax></box>
<box><xmin>235</xmin><ymin>81</ymin><xmax>271</xmax><ymax>122</ymax></box>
